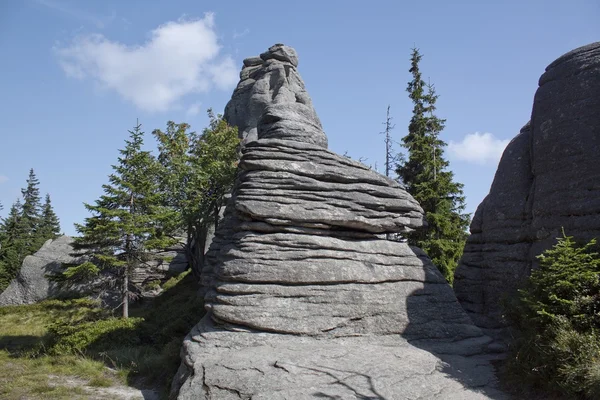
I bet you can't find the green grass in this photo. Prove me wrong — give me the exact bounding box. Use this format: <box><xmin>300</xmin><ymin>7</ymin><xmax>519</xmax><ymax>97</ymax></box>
<box><xmin>0</xmin><ymin>270</ymin><xmax>204</xmax><ymax>399</ymax></box>
<box><xmin>0</xmin><ymin>350</ymin><xmax>119</xmax><ymax>399</ymax></box>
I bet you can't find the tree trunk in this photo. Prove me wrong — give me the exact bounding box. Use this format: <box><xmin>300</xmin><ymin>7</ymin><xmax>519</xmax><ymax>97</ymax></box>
<box><xmin>122</xmin><ymin>266</ymin><xmax>129</xmax><ymax>318</ymax></box>
<box><xmin>190</xmin><ymin>226</ymin><xmax>208</xmax><ymax>280</ymax></box>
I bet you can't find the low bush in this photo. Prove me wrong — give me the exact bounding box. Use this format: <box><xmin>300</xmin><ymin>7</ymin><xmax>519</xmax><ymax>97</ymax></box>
<box><xmin>40</xmin><ymin>269</ymin><xmax>203</xmax><ymax>393</ymax></box>
<box><xmin>47</xmin><ymin>317</ymin><xmax>144</xmax><ymax>355</ymax></box>
<box><xmin>504</xmin><ymin>231</ymin><xmax>600</xmax><ymax>398</ymax></box>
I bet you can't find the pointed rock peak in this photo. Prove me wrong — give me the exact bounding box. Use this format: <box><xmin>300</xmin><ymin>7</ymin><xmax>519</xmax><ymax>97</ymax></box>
<box><xmin>224</xmin><ymin>44</ymin><xmax>327</xmax><ymax>148</ymax></box>
<box><xmin>259</xmin><ymin>43</ymin><xmax>299</xmax><ymax>66</ymax></box>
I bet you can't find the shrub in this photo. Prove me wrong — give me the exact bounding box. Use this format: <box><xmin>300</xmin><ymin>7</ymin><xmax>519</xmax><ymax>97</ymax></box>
<box><xmin>144</xmin><ymin>280</ymin><xmax>161</xmax><ymax>291</ymax></box>
<box><xmin>47</xmin><ymin>317</ymin><xmax>144</xmax><ymax>355</ymax></box>
<box><xmin>504</xmin><ymin>230</ymin><xmax>600</xmax><ymax>398</ymax></box>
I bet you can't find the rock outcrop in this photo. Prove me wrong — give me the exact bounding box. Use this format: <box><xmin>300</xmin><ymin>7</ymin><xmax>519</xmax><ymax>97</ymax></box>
<box><xmin>454</xmin><ymin>42</ymin><xmax>600</xmax><ymax>340</ymax></box>
<box><xmin>0</xmin><ymin>236</ymin><xmax>189</xmax><ymax>306</ymax></box>
<box><xmin>172</xmin><ymin>45</ymin><xmax>506</xmax><ymax>399</ymax></box>
<box><xmin>131</xmin><ymin>241</ymin><xmax>188</xmax><ymax>287</ymax></box>
<box><xmin>0</xmin><ymin>236</ymin><xmax>82</xmax><ymax>306</ymax></box>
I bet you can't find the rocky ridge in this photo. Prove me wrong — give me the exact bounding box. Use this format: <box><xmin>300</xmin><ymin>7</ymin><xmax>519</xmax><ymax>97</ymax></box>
<box><xmin>172</xmin><ymin>44</ymin><xmax>506</xmax><ymax>399</ymax></box>
<box><xmin>454</xmin><ymin>42</ymin><xmax>600</xmax><ymax>340</ymax></box>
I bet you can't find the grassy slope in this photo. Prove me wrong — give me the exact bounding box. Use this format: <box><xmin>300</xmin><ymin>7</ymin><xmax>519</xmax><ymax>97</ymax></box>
<box><xmin>0</xmin><ymin>271</ymin><xmax>204</xmax><ymax>399</ymax></box>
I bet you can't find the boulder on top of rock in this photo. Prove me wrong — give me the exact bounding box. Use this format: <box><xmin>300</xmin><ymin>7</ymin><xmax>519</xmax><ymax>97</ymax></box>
<box><xmin>224</xmin><ymin>43</ymin><xmax>325</xmax><ymax>147</ymax></box>
<box><xmin>171</xmin><ymin>44</ymin><xmax>506</xmax><ymax>400</ymax></box>
<box><xmin>454</xmin><ymin>41</ymin><xmax>600</xmax><ymax>341</ymax></box>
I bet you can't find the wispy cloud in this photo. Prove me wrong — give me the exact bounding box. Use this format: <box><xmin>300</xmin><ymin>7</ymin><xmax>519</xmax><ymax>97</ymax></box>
<box><xmin>233</xmin><ymin>28</ymin><xmax>250</xmax><ymax>39</ymax></box>
<box><xmin>0</xmin><ymin>175</ymin><xmax>8</xmax><ymax>184</ymax></box>
<box><xmin>186</xmin><ymin>102</ymin><xmax>203</xmax><ymax>116</ymax></box>
<box><xmin>448</xmin><ymin>132</ymin><xmax>509</xmax><ymax>165</ymax></box>
<box><xmin>35</xmin><ymin>0</ymin><xmax>115</xmax><ymax>29</ymax></box>
<box><xmin>54</xmin><ymin>13</ymin><xmax>239</xmax><ymax>112</ymax></box>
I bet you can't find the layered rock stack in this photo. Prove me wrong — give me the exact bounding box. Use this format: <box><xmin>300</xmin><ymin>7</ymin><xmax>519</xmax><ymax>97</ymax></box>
<box><xmin>454</xmin><ymin>42</ymin><xmax>600</xmax><ymax>340</ymax></box>
<box><xmin>172</xmin><ymin>45</ymin><xmax>505</xmax><ymax>399</ymax></box>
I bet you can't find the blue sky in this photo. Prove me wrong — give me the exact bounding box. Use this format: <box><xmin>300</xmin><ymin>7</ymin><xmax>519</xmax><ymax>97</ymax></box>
<box><xmin>0</xmin><ymin>0</ymin><xmax>598</xmax><ymax>236</ymax></box>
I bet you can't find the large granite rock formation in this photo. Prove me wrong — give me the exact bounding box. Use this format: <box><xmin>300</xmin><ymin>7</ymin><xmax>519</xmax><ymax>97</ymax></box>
<box><xmin>172</xmin><ymin>45</ymin><xmax>506</xmax><ymax>399</ymax></box>
<box><xmin>0</xmin><ymin>236</ymin><xmax>82</xmax><ymax>306</ymax></box>
<box><xmin>454</xmin><ymin>42</ymin><xmax>600</xmax><ymax>340</ymax></box>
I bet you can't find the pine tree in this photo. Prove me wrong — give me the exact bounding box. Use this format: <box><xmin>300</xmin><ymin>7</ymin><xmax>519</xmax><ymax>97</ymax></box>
<box><xmin>20</xmin><ymin>168</ymin><xmax>43</xmax><ymax>253</ymax></box>
<box><xmin>396</xmin><ymin>48</ymin><xmax>470</xmax><ymax>283</ymax></box>
<box><xmin>39</xmin><ymin>194</ymin><xmax>61</xmax><ymax>239</ymax></box>
<box><xmin>71</xmin><ymin>121</ymin><xmax>175</xmax><ymax>318</ymax></box>
<box><xmin>0</xmin><ymin>200</ymin><xmax>26</xmax><ymax>290</ymax></box>
<box><xmin>153</xmin><ymin>110</ymin><xmax>240</xmax><ymax>278</ymax></box>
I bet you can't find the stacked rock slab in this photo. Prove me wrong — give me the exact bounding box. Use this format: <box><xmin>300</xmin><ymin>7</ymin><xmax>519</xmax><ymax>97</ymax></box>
<box><xmin>454</xmin><ymin>42</ymin><xmax>600</xmax><ymax>340</ymax></box>
<box><xmin>172</xmin><ymin>45</ymin><xmax>506</xmax><ymax>399</ymax></box>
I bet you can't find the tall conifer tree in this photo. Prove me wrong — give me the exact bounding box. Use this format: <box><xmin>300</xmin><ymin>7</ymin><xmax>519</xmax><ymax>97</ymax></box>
<box><xmin>20</xmin><ymin>169</ymin><xmax>43</xmax><ymax>253</ymax></box>
<box><xmin>396</xmin><ymin>48</ymin><xmax>470</xmax><ymax>283</ymax></box>
<box><xmin>72</xmin><ymin>121</ymin><xmax>175</xmax><ymax>317</ymax></box>
<box><xmin>0</xmin><ymin>200</ymin><xmax>26</xmax><ymax>290</ymax></box>
<box><xmin>39</xmin><ymin>194</ymin><xmax>61</xmax><ymax>239</ymax></box>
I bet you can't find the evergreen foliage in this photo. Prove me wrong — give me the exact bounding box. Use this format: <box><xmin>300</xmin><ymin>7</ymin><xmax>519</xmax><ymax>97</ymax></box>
<box><xmin>39</xmin><ymin>270</ymin><xmax>204</xmax><ymax>392</ymax></box>
<box><xmin>70</xmin><ymin>121</ymin><xmax>176</xmax><ymax>318</ymax></box>
<box><xmin>505</xmin><ymin>231</ymin><xmax>600</xmax><ymax>399</ymax></box>
<box><xmin>0</xmin><ymin>170</ymin><xmax>60</xmax><ymax>291</ymax></box>
<box><xmin>153</xmin><ymin>110</ymin><xmax>239</xmax><ymax>278</ymax></box>
<box><xmin>396</xmin><ymin>48</ymin><xmax>470</xmax><ymax>283</ymax></box>
<box><xmin>39</xmin><ymin>194</ymin><xmax>61</xmax><ymax>240</ymax></box>
<box><xmin>20</xmin><ymin>169</ymin><xmax>42</xmax><ymax>252</ymax></box>
<box><xmin>0</xmin><ymin>200</ymin><xmax>25</xmax><ymax>290</ymax></box>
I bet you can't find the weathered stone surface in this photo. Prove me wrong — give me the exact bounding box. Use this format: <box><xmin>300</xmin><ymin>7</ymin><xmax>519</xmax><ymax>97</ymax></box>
<box><xmin>454</xmin><ymin>42</ymin><xmax>600</xmax><ymax>340</ymax></box>
<box><xmin>0</xmin><ymin>236</ymin><xmax>82</xmax><ymax>306</ymax></box>
<box><xmin>173</xmin><ymin>44</ymin><xmax>506</xmax><ymax>399</ymax></box>
<box><xmin>224</xmin><ymin>44</ymin><xmax>326</xmax><ymax>147</ymax></box>
<box><xmin>0</xmin><ymin>236</ymin><xmax>190</xmax><ymax>306</ymax></box>
<box><xmin>173</xmin><ymin>321</ymin><xmax>505</xmax><ymax>400</ymax></box>
<box><xmin>131</xmin><ymin>241</ymin><xmax>189</xmax><ymax>287</ymax></box>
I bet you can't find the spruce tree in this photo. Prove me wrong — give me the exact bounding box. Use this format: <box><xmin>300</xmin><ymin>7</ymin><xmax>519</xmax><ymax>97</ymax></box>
<box><xmin>396</xmin><ymin>48</ymin><xmax>470</xmax><ymax>283</ymax></box>
<box><xmin>39</xmin><ymin>194</ymin><xmax>61</xmax><ymax>239</ymax></box>
<box><xmin>506</xmin><ymin>231</ymin><xmax>600</xmax><ymax>397</ymax></box>
<box><xmin>0</xmin><ymin>200</ymin><xmax>26</xmax><ymax>290</ymax></box>
<box><xmin>20</xmin><ymin>169</ymin><xmax>43</xmax><ymax>253</ymax></box>
<box><xmin>71</xmin><ymin>121</ymin><xmax>175</xmax><ymax>318</ymax></box>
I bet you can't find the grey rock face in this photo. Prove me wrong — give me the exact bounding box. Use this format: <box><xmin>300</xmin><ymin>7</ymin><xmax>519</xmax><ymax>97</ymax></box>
<box><xmin>0</xmin><ymin>236</ymin><xmax>82</xmax><ymax>306</ymax></box>
<box><xmin>454</xmin><ymin>42</ymin><xmax>600</xmax><ymax>339</ymax></box>
<box><xmin>224</xmin><ymin>44</ymin><xmax>326</xmax><ymax>147</ymax></box>
<box><xmin>0</xmin><ymin>236</ymin><xmax>190</xmax><ymax>306</ymax></box>
<box><xmin>173</xmin><ymin>44</ymin><xmax>506</xmax><ymax>399</ymax></box>
<box><xmin>131</xmin><ymin>241</ymin><xmax>189</xmax><ymax>287</ymax></box>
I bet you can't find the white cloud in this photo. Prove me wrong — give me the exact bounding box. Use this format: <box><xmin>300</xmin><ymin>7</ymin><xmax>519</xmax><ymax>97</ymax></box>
<box><xmin>186</xmin><ymin>102</ymin><xmax>202</xmax><ymax>116</ymax></box>
<box><xmin>448</xmin><ymin>132</ymin><xmax>509</xmax><ymax>165</ymax></box>
<box><xmin>0</xmin><ymin>175</ymin><xmax>8</xmax><ymax>184</ymax></box>
<box><xmin>54</xmin><ymin>13</ymin><xmax>239</xmax><ymax>112</ymax></box>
